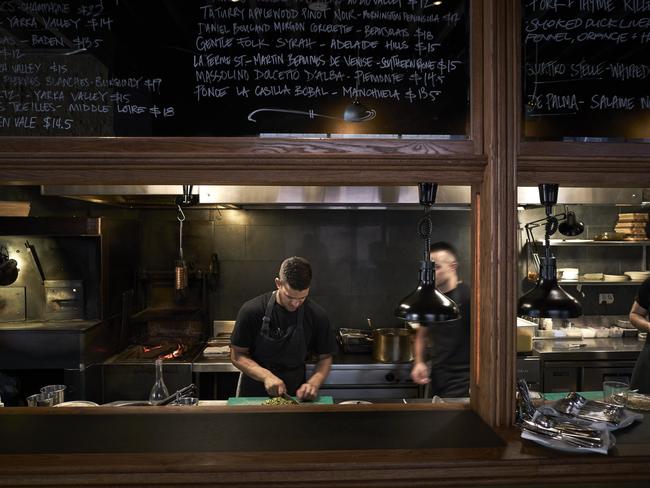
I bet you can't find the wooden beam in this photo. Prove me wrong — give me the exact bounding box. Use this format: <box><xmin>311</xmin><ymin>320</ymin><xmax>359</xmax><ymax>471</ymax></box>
<box><xmin>471</xmin><ymin>0</ymin><xmax>517</xmax><ymax>428</ymax></box>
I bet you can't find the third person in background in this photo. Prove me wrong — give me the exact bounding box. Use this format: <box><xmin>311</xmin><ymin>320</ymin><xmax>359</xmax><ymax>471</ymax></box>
<box><xmin>410</xmin><ymin>242</ymin><xmax>471</xmax><ymax>398</ymax></box>
<box><xmin>628</xmin><ymin>278</ymin><xmax>650</xmax><ymax>392</ymax></box>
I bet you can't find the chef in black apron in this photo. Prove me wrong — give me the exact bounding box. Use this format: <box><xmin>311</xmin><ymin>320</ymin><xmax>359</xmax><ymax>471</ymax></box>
<box><xmin>629</xmin><ymin>278</ymin><xmax>650</xmax><ymax>393</ymax></box>
<box><xmin>230</xmin><ymin>257</ymin><xmax>335</xmax><ymax>400</ymax></box>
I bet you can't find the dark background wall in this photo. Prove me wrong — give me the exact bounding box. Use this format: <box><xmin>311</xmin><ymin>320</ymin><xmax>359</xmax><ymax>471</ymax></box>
<box><xmin>141</xmin><ymin>208</ymin><xmax>472</xmax><ymax>329</ymax></box>
<box><xmin>0</xmin><ymin>187</ymin><xmax>472</xmax><ymax>329</ymax></box>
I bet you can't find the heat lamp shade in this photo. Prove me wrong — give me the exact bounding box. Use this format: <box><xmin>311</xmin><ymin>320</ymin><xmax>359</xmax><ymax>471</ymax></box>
<box><xmin>558</xmin><ymin>211</ymin><xmax>585</xmax><ymax>237</ymax></box>
<box><xmin>517</xmin><ymin>281</ymin><xmax>582</xmax><ymax>319</ymax></box>
<box><xmin>395</xmin><ymin>282</ymin><xmax>460</xmax><ymax>325</ymax></box>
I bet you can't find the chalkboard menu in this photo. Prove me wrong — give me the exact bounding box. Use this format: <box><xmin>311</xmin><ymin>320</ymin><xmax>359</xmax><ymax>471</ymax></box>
<box><xmin>523</xmin><ymin>1</ymin><xmax>650</xmax><ymax>141</ymax></box>
<box><xmin>0</xmin><ymin>0</ymin><xmax>469</xmax><ymax>137</ymax></box>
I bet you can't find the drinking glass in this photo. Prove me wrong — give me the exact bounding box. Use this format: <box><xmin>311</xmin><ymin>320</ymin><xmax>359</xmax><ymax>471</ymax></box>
<box><xmin>40</xmin><ymin>385</ymin><xmax>66</xmax><ymax>405</ymax></box>
<box><xmin>26</xmin><ymin>393</ymin><xmax>54</xmax><ymax>407</ymax></box>
<box><xmin>173</xmin><ymin>397</ymin><xmax>199</xmax><ymax>406</ymax></box>
<box><xmin>603</xmin><ymin>380</ymin><xmax>629</xmax><ymax>402</ymax></box>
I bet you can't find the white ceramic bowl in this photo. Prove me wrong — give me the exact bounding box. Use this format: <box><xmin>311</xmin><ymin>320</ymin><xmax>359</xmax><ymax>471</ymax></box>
<box><xmin>624</xmin><ymin>271</ymin><xmax>650</xmax><ymax>281</ymax></box>
<box><xmin>604</xmin><ymin>274</ymin><xmax>629</xmax><ymax>282</ymax></box>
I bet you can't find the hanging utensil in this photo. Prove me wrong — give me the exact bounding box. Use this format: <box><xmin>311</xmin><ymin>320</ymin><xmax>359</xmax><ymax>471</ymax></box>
<box><xmin>174</xmin><ymin>205</ymin><xmax>188</xmax><ymax>300</ymax></box>
<box><xmin>25</xmin><ymin>240</ymin><xmax>46</xmax><ymax>284</ymax></box>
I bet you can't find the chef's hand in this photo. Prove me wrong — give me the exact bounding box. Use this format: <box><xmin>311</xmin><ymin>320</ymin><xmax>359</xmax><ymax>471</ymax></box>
<box><xmin>411</xmin><ymin>362</ymin><xmax>430</xmax><ymax>384</ymax></box>
<box><xmin>296</xmin><ymin>382</ymin><xmax>318</xmax><ymax>401</ymax></box>
<box><xmin>264</xmin><ymin>375</ymin><xmax>286</xmax><ymax>396</ymax></box>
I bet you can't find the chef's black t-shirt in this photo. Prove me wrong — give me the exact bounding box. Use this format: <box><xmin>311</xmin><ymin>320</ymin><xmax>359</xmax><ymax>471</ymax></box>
<box><xmin>428</xmin><ymin>281</ymin><xmax>471</xmax><ymax>369</ymax></box>
<box><xmin>635</xmin><ymin>278</ymin><xmax>650</xmax><ymax>309</ymax></box>
<box><xmin>231</xmin><ymin>292</ymin><xmax>336</xmax><ymax>360</ymax></box>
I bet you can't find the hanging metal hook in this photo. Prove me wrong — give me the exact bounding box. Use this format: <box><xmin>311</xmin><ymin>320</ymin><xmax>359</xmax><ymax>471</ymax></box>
<box><xmin>177</xmin><ymin>205</ymin><xmax>186</xmax><ymax>223</ymax></box>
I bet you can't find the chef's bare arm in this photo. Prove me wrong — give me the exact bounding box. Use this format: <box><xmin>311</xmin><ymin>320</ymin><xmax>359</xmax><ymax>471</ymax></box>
<box><xmin>306</xmin><ymin>354</ymin><xmax>332</xmax><ymax>389</ymax></box>
<box><xmin>296</xmin><ymin>354</ymin><xmax>332</xmax><ymax>400</ymax></box>
<box><xmin>230</xmin><ymin>345</ymin><xmax>282</xmax><ymax>386</ymax></box>
<box><xmin>630</xmin><ymin>301</ymin><xmax>650</xmax><ymax>333</ymax></box>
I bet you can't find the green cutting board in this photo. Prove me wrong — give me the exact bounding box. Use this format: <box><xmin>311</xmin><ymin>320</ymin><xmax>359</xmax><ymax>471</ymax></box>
<box><xmin>227</xmin><ymin>396</ymin><xmax>334</xmax><ymax>405</ymax></box>
<box><xmin>543</xmin><ymin>391</ymin><xmax>602</xmax><ymax>401</ymax></box>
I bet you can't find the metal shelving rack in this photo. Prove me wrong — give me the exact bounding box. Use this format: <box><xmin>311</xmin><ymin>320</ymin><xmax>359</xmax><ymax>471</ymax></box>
<box><xmin>526</xmin><ymin>239</ymin><xmax>650</xmax><ymax>281</ymax></box>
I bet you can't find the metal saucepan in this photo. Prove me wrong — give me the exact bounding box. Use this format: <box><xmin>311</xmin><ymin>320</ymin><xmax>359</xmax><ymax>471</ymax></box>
<box><xmin>371</xmin><ymin>327</ymin><xmax>414</xmax><ymax>363</ymax></box>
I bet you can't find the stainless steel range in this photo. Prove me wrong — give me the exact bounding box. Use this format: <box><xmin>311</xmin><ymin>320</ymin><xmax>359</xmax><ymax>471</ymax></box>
<box><xmin>307</xmin><ymin>359</ymin><xmax>421</xmax><ymax>401</ymax></box>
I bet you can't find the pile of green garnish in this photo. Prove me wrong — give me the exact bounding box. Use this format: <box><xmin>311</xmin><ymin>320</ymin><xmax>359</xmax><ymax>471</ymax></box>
<box><xmin>262</xmin><ymin>396</ymin><xmax>296</xmax><ymax>405</ymax></box>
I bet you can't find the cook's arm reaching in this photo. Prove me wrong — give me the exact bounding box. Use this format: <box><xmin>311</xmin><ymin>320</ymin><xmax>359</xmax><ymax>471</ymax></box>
<box><xmin>297</xmin><ymin>353</ymin><xmax>332</xmax><ymax>401</ymax></box>
<box><xmin>230</xmin><ymin>345</ymin><xmax>286</xmax><ymax>396</ymax></box>
<box><xmin>410</xmin><ymin>328</ymin><xmax>430</xmax><ymax>384</ymax></box>
<box><xmin>630</xmin><ymin>301</ymin><xmax>650</xmax><ymax>333</ymax></box>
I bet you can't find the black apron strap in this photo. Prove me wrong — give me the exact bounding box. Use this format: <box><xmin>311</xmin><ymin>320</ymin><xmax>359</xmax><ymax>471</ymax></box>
<box><xmin>260</xmin><ymin>291</ymin><xmax>276</xmax><ymax>336</ymax></box>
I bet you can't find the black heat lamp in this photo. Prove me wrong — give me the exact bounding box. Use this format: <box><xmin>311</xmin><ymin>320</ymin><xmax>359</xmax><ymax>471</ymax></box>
<box><xmin>558</xmin><ymin>208</ymin><xmax>585</xmax><ymax>236</ymax></box>
<box><xmin>518</xmin><ymin>184</ymin><xmax>582</xmax><ymax>319</ymax></box>
<box><xmin>395</xmin><ymin>183</ymin><xmax>460</xmax><ymax>327</ymax></box>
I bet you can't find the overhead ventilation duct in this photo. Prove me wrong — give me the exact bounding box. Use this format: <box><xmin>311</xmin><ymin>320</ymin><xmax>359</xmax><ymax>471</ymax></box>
<box><xmin>41</xmin><ymin>185</ymin><xmax>472</xmax><ymax>210</ymax></box>
<box><xmin>517</xmin><ymin>187</ymin><xmax>644</xmax><ymax>206</ymax></box>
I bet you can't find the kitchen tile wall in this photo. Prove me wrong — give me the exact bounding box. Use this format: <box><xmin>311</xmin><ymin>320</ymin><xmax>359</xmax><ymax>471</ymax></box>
<box><xmin>1</xmin><ymin>187</ymin><xmax>472</xmax><ymax>330</ymax></box>
<box><xmin>519</xmin><ymin>205</ymin><xmax>650</xmax><ymax>315</ymax></box>
<box><xmin>140</xmin><ymin>208</ymin><xmax>472</xmax><ymax>329</ymax></box>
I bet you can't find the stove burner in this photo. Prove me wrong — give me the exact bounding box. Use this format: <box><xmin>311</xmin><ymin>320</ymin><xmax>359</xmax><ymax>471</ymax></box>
<box><xmin>119</xmin><ymin>341</ymin><xmax>186</xmax><ymax>361</ymax></box>
<box><xmin>141</xmin><ymin>343</ymin><xmax>185</xmax><ymax>359</ymax></box>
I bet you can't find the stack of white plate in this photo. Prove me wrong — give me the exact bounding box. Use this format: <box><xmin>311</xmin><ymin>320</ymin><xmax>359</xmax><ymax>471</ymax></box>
<box><xmin>603</xmin><ymin>274</ymin><xmax>629</xmax><ymax>282</ymax></box>
<box><xmin>624</xmin><ymin>271</ymin><xmax>650</xmax><ymax>281</ymax></box>
<box><xmin>583</xmin><ymin>273</ymin><xmax>604</xmax><ymax>281</ymax></box>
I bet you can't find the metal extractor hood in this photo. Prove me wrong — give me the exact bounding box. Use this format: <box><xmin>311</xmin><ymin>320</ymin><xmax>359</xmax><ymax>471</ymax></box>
<box><xmin>41</xmin><ymin>185</ymin><xmax>472</xmax><ymax>209</ymax></box>
<box><xmin>517</xmin><ymin>187</ymin><xmax>646</xmax><ymax>206</ymax></box>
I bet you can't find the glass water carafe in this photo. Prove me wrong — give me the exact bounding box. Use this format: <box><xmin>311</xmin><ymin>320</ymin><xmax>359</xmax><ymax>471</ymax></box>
<box><xmin>149</xmin><ymin>358</ymin><xmax>169</xmax><ymax>403</ymax></box>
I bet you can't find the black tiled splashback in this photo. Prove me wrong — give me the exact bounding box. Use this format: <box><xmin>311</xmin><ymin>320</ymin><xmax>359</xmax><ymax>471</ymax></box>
<box><xmin>141</xmin><ymin>209</ymin><xmax>472</xmax><ymax>329</ymax></box>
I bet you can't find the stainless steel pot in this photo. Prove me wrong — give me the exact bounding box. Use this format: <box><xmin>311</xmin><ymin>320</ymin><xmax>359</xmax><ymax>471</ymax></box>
<box><xmin>372</xmin><ymin>328</ymin><xmax>414</xmax><ymax>363</ymax></box>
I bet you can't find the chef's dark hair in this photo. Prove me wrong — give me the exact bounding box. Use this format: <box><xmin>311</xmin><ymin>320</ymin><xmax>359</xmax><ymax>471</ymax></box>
<box><xmin>429</xmin><ymin>241</ymin><xmax>459</xmax><ymax>261</ymax></box>
<box><xmin>279</xmin><ymin>256</ymin><xmax>312</xmax><ymax>291</ymax></box>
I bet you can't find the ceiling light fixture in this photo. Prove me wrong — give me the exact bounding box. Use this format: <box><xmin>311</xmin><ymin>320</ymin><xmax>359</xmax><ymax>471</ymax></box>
<box><xmin>395</xmin><ymin>183</ymin><xmax>460</xmax><ymax>327</ymax></box>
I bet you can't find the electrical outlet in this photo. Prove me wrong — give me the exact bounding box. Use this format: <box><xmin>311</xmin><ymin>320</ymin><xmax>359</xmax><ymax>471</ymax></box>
<box><xmin>599</xmin><ymin>293</ymin><xmax>614</xmax><ymax>305</ymax></box>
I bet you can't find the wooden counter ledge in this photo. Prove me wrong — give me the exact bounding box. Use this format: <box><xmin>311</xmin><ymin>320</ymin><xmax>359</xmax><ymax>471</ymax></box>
<box><xmin>0</xmin><ymin>404</ymin><xmax>649</xmax><ymax>487</ymax></box>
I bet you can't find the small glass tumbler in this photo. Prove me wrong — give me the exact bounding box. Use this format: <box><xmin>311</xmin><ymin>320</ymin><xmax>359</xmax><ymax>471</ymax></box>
<box><xmin>40</xmin><ymin>385</ymin><xmax>66</xmax><ymax>405</ymax></box>
<box><xmin>26</xmin><ymin>393</ymin><xmax>54</xmax><ymax>407</ymax></box>
<box><xmin>603</xmin><ymin>380</ymin><xmax>629</xmax><ymax>403</ymax></box>
<box><xmin>173</xmin><ymin>397</ymin><xmax>199</xmax><ymax>406</ymax></box>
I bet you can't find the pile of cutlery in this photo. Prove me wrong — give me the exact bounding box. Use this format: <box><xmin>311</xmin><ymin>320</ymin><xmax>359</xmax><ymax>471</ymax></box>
<box><xmin>555</xmin><ymin>392</ymin><xmax>624</xmax><ymax>424</ymax></box>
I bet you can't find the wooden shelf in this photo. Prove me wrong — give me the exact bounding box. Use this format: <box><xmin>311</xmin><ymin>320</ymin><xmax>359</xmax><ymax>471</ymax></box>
<box><xmin>559</xmin><ymin>280</ymin><xmax>644</xmax><ymax>286</ymax></box>
<box><xmin>545</xmin><ymin>239</ymin><xmax>650</xmax><ymax>246</ymax></box>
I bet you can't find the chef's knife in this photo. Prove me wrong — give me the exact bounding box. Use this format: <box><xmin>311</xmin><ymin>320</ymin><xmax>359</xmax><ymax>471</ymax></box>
<box><xmin>281</xmin><ymin>392</ymin><xmax>300</xmax><ymax>405</ymax></box>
